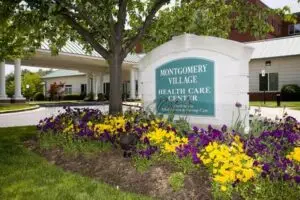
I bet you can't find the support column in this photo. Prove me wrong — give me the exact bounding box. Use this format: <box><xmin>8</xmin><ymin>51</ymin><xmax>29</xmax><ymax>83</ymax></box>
<box><xmin>92</xmin><ymin>73</ymin><xmax>98</xmax><ymax>101</ymax></box>
<box><xmin>0</xmin><ymin>61</ymin><xmax>8</xmax><ymax>101</ymax></box>
<box><xmin>130</xmin><ymin>68</ymin><xmax>136</xmax><ymax>99</ymax></box>
<box><xmin>13</xmin><ymin>59</ymin><xmax>25</xmax><ymax>101</ymax></box>
<box><xmin>86</xmin><ymin>73</ymin><xmax>91</xmax><ymax>98</ymax></box>
<box><xmin>42</xmin><ymin>82</ymin><xmax>46</xmax><ymax>98</ymax></box>
<box><xmin>137</xmin><ymin>69</ymin><xmax>141</xmax><ymax>99</ymax></box>
<box><xmin>98</xmin><ymin>72</ymin><xmax>103</xmax><ymax>94</ymax></box>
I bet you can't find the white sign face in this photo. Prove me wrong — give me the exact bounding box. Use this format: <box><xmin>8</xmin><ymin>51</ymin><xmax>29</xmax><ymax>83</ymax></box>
<box><xmin>138</xmin><ymin>34</ymin><xmax>254</xmax><ymax>127</ymax></box>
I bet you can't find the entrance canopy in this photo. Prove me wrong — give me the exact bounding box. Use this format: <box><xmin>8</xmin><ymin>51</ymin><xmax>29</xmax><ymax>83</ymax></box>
<box><xmin>0</xmin><ymin>41</ymin><xmax>142</xmax><ymax>102</ymax></box>
<box><xmin>6</xmin><ymin>41</ymin><xmax>141</xmax><ymax>73</ymax></box>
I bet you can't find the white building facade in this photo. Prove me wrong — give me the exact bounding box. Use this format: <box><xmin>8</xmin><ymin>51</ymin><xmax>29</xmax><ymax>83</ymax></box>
<box><xmin>42</xmin><ymin>69</ymin><xmax>139</xmax><ymax>100</ymax></box>
<box><xmin>247</xmin><ymin>35</ymin><xmax>300</xmax><ymax>101</ymax></box>
<box><xmin>1</xmin><ymin>36</ymin><xmax>300</xmax><ymax>103</ymax></box>
<box><xmin>0</xmin><ymin>41</ymin><xmax>141</xmax><ymax>102</ymax></box>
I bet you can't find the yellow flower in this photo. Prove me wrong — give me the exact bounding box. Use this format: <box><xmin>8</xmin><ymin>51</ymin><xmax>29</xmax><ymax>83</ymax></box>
<box><xmin>221</xmin><ymin>185</ymin><xmax>227</xmax><ymax>191</ymax></box>
<box><xmin>202</xmin><ymin>158</ymin><xmax>211</xmax><ymax>165</ymax></box>
<box><xmin>181</xmin><ymin>137</ymin><xmax>188</xmax><ymax>144</ymax></box>
<box><xmin>63</xmin><ymin>124</ymin><xmax>74</xmax><ymax>133</ymax></box>
<box><xmin>199</xmin><ymin>140</ymin><xmax>261</xmax><ymax>188</ymax></box>
<box><xmin>206</xmin><ymin>143</ymin><xmax>214</xmax><ymax>152</ymax></box>
<box><xmin>87</xmin><ymin>121</ymin><xmax>93</xmax><ymax>127</ymax></box>
<box><xmin>164</xmin><ymin>143</ymin><xmax>177</xmax><ymax>153</ymax></box>
<box><xmin>146</xmin><ymin>128</ymin><xmax>188</xmax><ymax>154</ymax></box>
<box><xmin>286</xmin><ymin>147</ymin><xmax>300</xmax><ymax>162</ymax></box>
<box><xmin>214</xmin><ymin>175</ymin><xmax>228</xmax><ymax>184</ymax></box>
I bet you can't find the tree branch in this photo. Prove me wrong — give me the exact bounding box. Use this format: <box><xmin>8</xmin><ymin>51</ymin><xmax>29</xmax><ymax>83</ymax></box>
<box><xmin>54</xmin><ymin>0</ymin><xmax>109</xmax><ymax>41</ymax></box>
<box><xmin>116</xmin><ymin>0</ymin><xmax>127</xmax><ymax>41</ymax></box>
<box><xmin>61</xmin><ymin>11</ymin><xmax>110</xmax><ymax>60</ymax></box>
<box><xmin>123</xmin><ymin>0</ymin><xmax>170</xmax><ymax>57</ymax></box>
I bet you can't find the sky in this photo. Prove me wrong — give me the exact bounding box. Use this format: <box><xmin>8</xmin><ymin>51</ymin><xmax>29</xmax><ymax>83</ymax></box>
<box><xmin>4</xmin><ymin>0</ymin><xmax>300</xmax><ymax>75</ymax></box>
<box><xmin>262</xmin><ymin>0</ymin><xmax>300</xmax><ymax>13</ymax></box>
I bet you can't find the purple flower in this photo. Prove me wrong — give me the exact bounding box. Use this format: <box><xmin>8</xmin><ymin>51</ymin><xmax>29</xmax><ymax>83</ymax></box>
<box><xmin>193</xmin><ymin>126</ymin><xmax>199</xmax><ymax>133</ymax></box>
<box><xmin>273</xmin><ymin>130</ymin><xmax>283</xmax><ymax>138</ymax></box>
<box><xmin>294</xmin><ymin>176</ymin><xmax>300</xmax><ymax>184</ymax></box>
<box><xmin>253</xmin><ymin>160</ymin><xmax>259</xmax><ymax>166</ymax></box>
<box><xmin>221</xmin><ymin>125</ymin><xmax>227</xmax><ymax>133</ymax></box>
<box><xmin>208</xmin><ymin>125</ymin><xmax>213</xmax><ymax>133</ymax></box>
<box><xmin>143</xmin><ymin>137</ymin><xmax>150</xmax><ymax>144</ymax></box>
<box><xmin>191</xmin><ymin>153</ymin><xmax>200</xmax><ymax>164</ymax></box>
<box><xmin>262</xmin><ymin>163</ymin><xmax>270</xmax><ymax>172</ymax></box>
<box><xmin>283</xmin><ymin>174</ymin><xmax>291</xmax><ymax>181</ymax></box>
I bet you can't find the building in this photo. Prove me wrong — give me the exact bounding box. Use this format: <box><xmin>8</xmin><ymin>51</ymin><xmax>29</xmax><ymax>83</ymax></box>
<box><xmin>41</xmin><ymin>35</ymin><xmax>300</xmax><ymax>102</ymax></box>
<box><xmin>42</xmin><ymin>69</ymin><xmax>139</xmax><ymax>100</ymax></box>
<box><xmin>229</xmin><ymin>0</ymin><xmax>300</xmax><ymax>42</ymax></box>
<box><xmin>229</xmin><ymin>0</ymin><xmax>283</xmax><ymax>42</ymax></box>
<box><xmin>281</xmin><ymin>12</ymin><xmax>300</xmax><ymax>37</ymax></box>
<box><xmin>247</xmin><ymin>35</ymin><xmax>300</xmax><ymax>100</ymax></box>
<box><xmin>0</xmin><ymin>41</ymin><xmax>141</xmax><ymax>102</ymax></box>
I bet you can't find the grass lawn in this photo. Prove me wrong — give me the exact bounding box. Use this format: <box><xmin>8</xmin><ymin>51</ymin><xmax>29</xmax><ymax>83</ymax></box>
<box><xmin>29</xmin><ymin>100</ymin><xmax>81</xmax><ymax>105</ymax></box>
<box><xmin>0</xmin><ymin>126</ymin><xmax>151</xmax><ymax>200</ymax></box>
<box><xmin>250</xmin><ymin>101</ymin><xmax>300</xmax><ymax>110</ymax></box>
<box><xmin>0</xmin><ymin>104</ymin><xmax>37</xmax><ymax>113</ymax></box>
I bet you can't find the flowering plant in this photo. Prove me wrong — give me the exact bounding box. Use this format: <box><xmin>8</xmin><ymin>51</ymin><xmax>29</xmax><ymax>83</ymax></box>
<box><xmin>37</xmin><ymin>107</ymin><xmax>300</xmax><ymax>199</ymax></box>
<box><xmin>199</xmin><ymin>136</ymin><xmax>261</xmax><ymax>193</ymax></box>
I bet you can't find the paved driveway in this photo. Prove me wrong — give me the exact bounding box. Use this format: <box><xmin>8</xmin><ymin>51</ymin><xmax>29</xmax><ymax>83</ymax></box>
<box><xmin>250</xmin><ymin>106</ymin><xmax>300</xmax><ymax>120</ymax></box>
<box><xmin>0</xmin><ymin>106</ymin><xmax>109</xmax><ymax>127</ymax></box>
<box><xmin>1</xmin><ymin>105</ymin><xmax>300</xmax><ymax>128</ymax></box>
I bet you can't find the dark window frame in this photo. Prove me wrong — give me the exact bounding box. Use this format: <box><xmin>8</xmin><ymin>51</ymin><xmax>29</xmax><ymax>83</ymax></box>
<box><xmin>259</xmin><ymin>73</ymin><xmax>279</xmax><ymax>91</ymax></box>
<box><xmin>64</xmin><ymin>85</ymin><xmax>72</xmax><ymax>95</ymax></box>
<box><xmin>288</xmin><ymin>23</ymin><xmax>300</xmax><ymax>35</ymax></box>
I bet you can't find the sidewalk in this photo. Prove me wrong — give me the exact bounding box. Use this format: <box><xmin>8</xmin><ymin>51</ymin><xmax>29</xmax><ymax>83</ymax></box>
<box><xmin>249</xmin><ymin>106</ymin><xmax>300</xmax><ymax>120</ymax></box>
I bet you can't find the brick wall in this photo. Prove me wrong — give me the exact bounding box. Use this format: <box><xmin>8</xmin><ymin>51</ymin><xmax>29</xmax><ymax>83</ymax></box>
<box><xmin>229</xmin><ymin>0</ymin><xmax>283</xmax><ymax>42</ymax></box>
<box><xmin>280</xmin><ymin>14</ymin><xmax>300</xmax><ymax>37</ymax></box>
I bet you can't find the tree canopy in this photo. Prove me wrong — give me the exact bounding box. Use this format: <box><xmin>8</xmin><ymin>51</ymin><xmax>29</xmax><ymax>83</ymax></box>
<box><xmin>5</xmin><ymin>70</ymin><xmax>43</xmax><ymax>99</ymax></box>
<box><xmin>0</xmin><ymin>0</ymin><xmax>295</xmax><ymax>113</ymax></box>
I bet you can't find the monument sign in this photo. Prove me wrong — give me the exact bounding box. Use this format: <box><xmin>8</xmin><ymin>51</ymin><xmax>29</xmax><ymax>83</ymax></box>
<box><xmin>156</xmin><ymin>58</ymin><xmax>214</xmax><ymax>116</ymax></box>
<box><xmin>138</xmin><ymin>34</ymin><xmax>253</xmax><ymax>126</ymax></box>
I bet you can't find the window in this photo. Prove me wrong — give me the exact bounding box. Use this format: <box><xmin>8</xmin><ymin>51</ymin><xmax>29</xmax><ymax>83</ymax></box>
<box><xmin>259</xmin><ymin>73</ymin><xmax>278</xmax><ymax>91</ymax></box>
<box><xmin>288</xmin><ymin>24</ymin><xmax>300</xmax><ymax>35</ymax></box>
<box><xmin>65</xmin><ymin>85</ymin><xmax>72</xmax><ymax>95</ymax></box>
<box><xmin>80</xmin><ymin>84</ymin><xmax>86</xmax><ymax>95</ymax></box>
<box><xmin>295</xmin><ymin>24</ymin><xmax>300</xmax><ymax>34</ymax></box>
<box><xmin>103</xmin><ymin>83</ymin><xmax>110</xmax><ymax>96</ymax></box>
<box><xmin>135</xmin><ymin>80</ymin><xmax>138</xmax><ymax>97</ymax></box>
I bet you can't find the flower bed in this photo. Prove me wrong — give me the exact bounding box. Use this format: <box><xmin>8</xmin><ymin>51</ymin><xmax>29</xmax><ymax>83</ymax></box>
<box><xmin>37</xmin><ymin>107</ymin><xmax>300</xmax><ymax>199</ymax></box>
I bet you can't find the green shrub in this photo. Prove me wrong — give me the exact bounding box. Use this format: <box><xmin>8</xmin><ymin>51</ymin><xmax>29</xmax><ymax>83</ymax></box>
<box><xmin>132</xmin><ymin>156</ymin><xmax>154</xmax><ymax>173</ymax></box>
<box><xmin>63</xmin><ymin>94</ymin><xmax>85</xmax><ymax>100</ymax></box>
<box><xmin>122</xmin><ymin>93</ymin><xmax>129</xmax><ymax>100</ymax></box>
<box><xmin>126</xmin><ymin>98</ymin><xmax>141</xmax><ymax>102</ymax></box>
<box><xmin>98</xmin><ymin>93</ymin><xmax>107</xmax><ymax>101</ymax></box>
<box><xmin>281</xmin><ymin>84</ymin><xmax>300</xmax><ymax>101</ymax></box>
<box><xmin>38</xmin><ymin>133</ymin><xmax>112</xmax><ymax>156</ymax></box>
<box><xmin>235</xmin><ymin>179</ymin><xmax>300</xmax><ymax>200</ymax></box>
<box><xmin>168</xmin><ymin>172</ymin><xmax>185</xmax><ymax>191</ymax></box>
<box><xmin>34</xmin><ymin>92</ymin><xmax>45</xmax><ymax>101</ymax></box>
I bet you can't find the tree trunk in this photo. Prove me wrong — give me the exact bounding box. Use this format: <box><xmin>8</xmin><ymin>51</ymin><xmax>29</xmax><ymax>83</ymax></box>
<box><xmin>108</xmin><ymin>53</ymin><xmax>123</xmax><ymax>115</ymax></box>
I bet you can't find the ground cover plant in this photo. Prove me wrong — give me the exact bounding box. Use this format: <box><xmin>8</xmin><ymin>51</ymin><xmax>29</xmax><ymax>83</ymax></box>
<box><xmin>0</xmin><ymin>126</ymin><xmax>151</xmax><ymax>200</ymax></box>
<box><xmin>0</xmin><ymin>103</ymin><xmax>37</xmax><ymax>113</ymax></box>
<box><xmin>249</xmin><ymin>101</ymin><xmax>300</xmax><ymax>110</ymax></box>
<box><xmin>37</xmin><ymin>107</ymin><xmax>300</xmax><ymax>199</ymax></box>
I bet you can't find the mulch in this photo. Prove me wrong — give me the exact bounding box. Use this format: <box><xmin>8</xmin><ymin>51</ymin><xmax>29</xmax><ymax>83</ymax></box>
<box><xmin>24</xmin><ymin>140</ymin><xmax>213</xmax><ymax>200</ymax></box>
